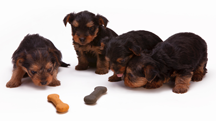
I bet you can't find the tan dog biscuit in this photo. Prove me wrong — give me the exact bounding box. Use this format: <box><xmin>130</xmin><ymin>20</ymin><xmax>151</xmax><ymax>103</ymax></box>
<box><xmin>47</xmin><ymin>94</ymin><xmax>69</xmax><ymax>113</ymax></box>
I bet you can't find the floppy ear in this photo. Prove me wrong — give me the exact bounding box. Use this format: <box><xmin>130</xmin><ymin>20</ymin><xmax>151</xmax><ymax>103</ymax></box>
<box><xmin>48</xmin><ymin>48</ymin><xmax>61</xmax><ymax>66</ymax></box>
<box><xmin>13</xmin><ymin>51</ymin><xmax>26</xmax><ymax>67</ymax></box>
<box><xmin>63</xmin><ymin>13</ymin><xmax>75</xmax><ymax>26</ymax></box>
<box><xmin>125</xmin><ymin>41</ymin><xmax>141</xmax><ymax>56</ymax></box>
<box><xmin>16</xmin><ymin>58</ymin><xmax>24</xmax><ymax>67</ymax></box>
<box><xmin>144</xmin><ymin>65</ymin><xmax>158</xmax><ymax>82</ymax></box>
<box><xmin>96</xmin><ymin>14</ymin><xmax>108</xmax><ymax>28</ymax></box>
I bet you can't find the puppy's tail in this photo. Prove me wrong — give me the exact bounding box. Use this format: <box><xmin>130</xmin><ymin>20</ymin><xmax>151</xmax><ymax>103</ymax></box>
<box><xmin>60</xmin><ymin>61</ymin><xmax>70</xmax><ymax>67</ymax></box>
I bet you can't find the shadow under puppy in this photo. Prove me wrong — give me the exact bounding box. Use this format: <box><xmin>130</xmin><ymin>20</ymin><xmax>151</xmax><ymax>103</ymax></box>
<box><xmin>6</xmin><ymin>34</ymin><xmax>70</xmax><ymax>88</ymax></box>
<box><xmin>63</xmin><ymin>11</ymin><xmax>117</xmax><ymax>74</ymax></box>
<box><xmin>125</xmin><ymin>32</ymin><xmax>208</xmax><ymax>94</ymax></box>
<box><xmin>103</xmin><ymin>30</ymin><xmax>162</xmax><ymax>82</ymax></box>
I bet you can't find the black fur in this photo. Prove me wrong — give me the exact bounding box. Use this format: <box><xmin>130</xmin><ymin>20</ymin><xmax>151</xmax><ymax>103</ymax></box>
<box><xmin>12</xmin><ymin>34</ymin><xmax>70</xmax><ymax>69</ymax></box>
<box><xmin>125</xmin><ymin>32</ymin><xmax>208</xmax><ymax>93</ymax></box>
<box><xmin>63</xmin><ymin>11</ymin><xmax>117</xmax><ymax>74</ymax></box>
<box><xmin>103</xmin><ymin>30</ymin><xmax>162</xmax><ymax>81</ymax></box>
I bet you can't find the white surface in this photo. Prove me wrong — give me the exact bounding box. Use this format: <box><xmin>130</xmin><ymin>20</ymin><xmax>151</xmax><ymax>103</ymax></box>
<box><xmin>1</xmin><ymin>0</ymin><xmax>216</xmax><ymax>121</ymax></box>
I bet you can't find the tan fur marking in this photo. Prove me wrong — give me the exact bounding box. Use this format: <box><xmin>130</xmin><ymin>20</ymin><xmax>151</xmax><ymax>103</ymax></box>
<box><xmin>45</xmin><ymin>62</ymin><xmax>53</xmax><ymax>70</ymax></box>
<box><xmin>116</xmin><ymin>58</ymin><xmax>123</xmax><ymax>63</ymax></box>
<box><xmin>129</xmin><ymin>48</ymin><xmax>141</xmax><ymax>56</ymax></box>
<box><xmin>95</xmin><ymin>53</ymin><xmax>109</xmax><ymax>74</ymax></box>
<box><xmin>99</xmin><ymin>17</ymin><xmax>106</xmax><ymax>28</ymax></box>
<box><xmin>192</xmin><ymin>61</ymin><xmax>206</xmax><ymax>81</ymax></box>
<box><xmin>124</xmin><ymin>67</ymin><xmax>148</xmax><ymax>88</ymax></box>
<box><xmin>105</xmin><ymin>56</ymin><xmax>110</xmax><ymax>62</ymax></box>
<box><xmin>86</xmin><ymin>21</ymin><xmax>94</xmax><ymax>27</ymax></box>
<box><xmin>48</xmin><ymin>68</ymin><xmax>60</xmax><ymax>86</ymax></box>
<box><xmin>85</xmin><ymin>28</ymin><xmax>99</xmax><ymax>45</ymax></box>
<box><xmin>6</xmin><ymin>65</ymin><xmax>26</xmax><ymax>87</ymax></box>
<box><xmin>100</xmin><ymin>42</ymin><xmax>105</xmax><ymax>50</ymax></box>
<box><xmin>173</xmin><ymin>72</ymin><xmax>193</xmax><ymax>93</ymax></box>
<box><xmin>66</xmin><ymin>15</ymin><xmax>70</xmax><ymax>24</ymax></box>
<box><xmin>144</xmin><ymin>80</ymin><xmax>163</xmax><ymax>89</ymax></box>
<box><xmin>72</xmin><ymin>20</ymin><xmax>79</xmax><ymax>27</ymax></box>
<box><xmin>29</xmin><ymin>64</ymin><xmax>40</xmax><ymax>72</ymax></box>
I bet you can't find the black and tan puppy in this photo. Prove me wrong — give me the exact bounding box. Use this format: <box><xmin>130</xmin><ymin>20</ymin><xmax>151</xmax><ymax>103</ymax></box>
<box><xmin>124</xmin><ymin>32</ymin><xmax>208</xmax><ymax>94</ymax></box>
<box><xmin>6</xmin><ymin>34</ymin><xmax>70</xmax><ymax>88</ymax></box>
<box><xmin>63</xmin><ymin>11</ymin><xmax>117</xmax><ymax>74</ymax></box>
<box><xmin>103</xmin><ymin>30</ymin><xmax>162</xmax><ymax>82</ymax></box>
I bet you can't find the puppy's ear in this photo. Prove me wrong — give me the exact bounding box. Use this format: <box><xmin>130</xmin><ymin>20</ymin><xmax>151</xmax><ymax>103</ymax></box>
<box><xmin>125</xmin><ymin>41</ymin><xmax>141</xmax><ymax>56</ymax></box>
<box><xmin>13</xmin><ymin>51</ymin><xmax>26</xmax><ymax>67</ymax></box>
<box><xmin>63</xmin><ymin>13</ymin><xmax>75</xmax><ymax>26</ymax></box>
<box><xmin>16</xmin><ymin>58</ymin><xmax>24</xmax><ymax>67</ymax></box>
<box><xmin>48</xmin><ymin>48</ymin><xmax>61</xmax><ymax>66</ymax></box>
<box><xmin>144</xmin><ymin>65</ymin><xmax>158</xmax><ymax>83</ymax></box>
<box><xmin>96</xmin><ymin>14</ymin><xmax>108</xmax><ymax>28</ymax></box>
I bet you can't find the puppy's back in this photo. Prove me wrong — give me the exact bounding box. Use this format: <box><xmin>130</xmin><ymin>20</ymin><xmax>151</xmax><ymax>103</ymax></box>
<box><xmin>12</xmin><ymin>34</ymin><xmax>62</xmax><ymax>66</ymax></box>
<box><xmin>165</xmin><ymin>32</ymin><xmax>207</xmax><ymax>67</ymax></box>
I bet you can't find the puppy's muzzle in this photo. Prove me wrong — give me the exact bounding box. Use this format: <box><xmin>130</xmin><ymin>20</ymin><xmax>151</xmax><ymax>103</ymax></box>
<box><xmin>79</xmin><ymin>38</ymin><xmax>85</xmax><ymax>43</ymax></box>
<box><xmin>40</xmin><ymin>80</ymin><xmax>47</xmax><ymax>85</ymax></box>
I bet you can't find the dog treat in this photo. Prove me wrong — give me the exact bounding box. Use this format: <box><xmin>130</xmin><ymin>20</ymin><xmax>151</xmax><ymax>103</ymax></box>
<box><xmin>84</xmin><ymin>86</ymin><xmax>107</xmax><ymax>104</ymax></box>
<box><xmin>47</xmin><ymin>94</ymin><xmax>69</xmax><ymax>113</ymax></box>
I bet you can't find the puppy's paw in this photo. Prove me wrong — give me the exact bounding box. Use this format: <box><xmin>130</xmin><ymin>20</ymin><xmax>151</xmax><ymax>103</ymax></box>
<box><xmin>48</xmin><ymin>80</ymin><xmax>61</xmax><ymax>86</ymax></box>
<box><xmin>108</xmin><ymin>75</ymin><xmax>122</xmax><ymax>82</ymax></box>
<box><xmin>143</xmin><ymin>81</ymin><xmax>163</xmax><ymax>89</ymax></box>
<box><xmin>75</xmin><ymin>64</ymin><xmax>88</xmax><ymax>70</ymax></box>
<box><xmin>95</xmin><ymin>68</ymin><xmax>109</xmax><ymax>75</ymax></box>
<box><xmin>192</xmin><ymin>73</ymin><xmax>204</xmax><ymax>82</ymax></box>
<box><xmin>6</xmin><ymin>80</ymin><xmax>21</xmax><ymax>88</ymax></box>
<box><xmin>172</xmin><ymin>85</ymin><xmax>188</xmax><ymax>94</ymax></box>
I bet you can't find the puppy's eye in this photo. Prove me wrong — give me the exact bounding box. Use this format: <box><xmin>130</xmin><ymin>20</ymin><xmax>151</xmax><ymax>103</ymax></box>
<box><xmin>31</xmin><ymin>70</ymin><xmax>37</xmax><ymax>75</ymax></box>
<box><xmin>73</xmin><ymin>26</ymin><xmax>77</xmax><ymax>31</ymax></box>
<box><xmin>89</xmin><ymin>26</ymin><xmax>95</xmax><ymax>31</ymax></box>
<box><xmin>47</xmin><ymin>68</ymin><xmax>52</xmax><ymax>72</ymax></box>
<box><xmin>120</xmin><ymin>59</ymin><xmax>125</xmax><ymax>63</ymax></box>
<box><xmin>128</xmin><ymin>73</ymin><xmax>133</xmax><ymax>78</ymax></box>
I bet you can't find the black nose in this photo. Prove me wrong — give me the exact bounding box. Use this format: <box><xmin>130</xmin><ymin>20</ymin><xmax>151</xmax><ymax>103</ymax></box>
<box><xmin>40</xmin><ymin>81</ymin><xmax>47</xmax><ymax>85</ymax></box>
<box><xmin>79</xmin><ymin>38</ymin><xmax>85</xmax><ymax>43</ymax></box>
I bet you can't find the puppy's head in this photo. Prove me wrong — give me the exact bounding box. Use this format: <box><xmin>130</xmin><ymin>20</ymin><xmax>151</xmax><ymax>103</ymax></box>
<box><xmin>16</xmin><ymin>48</ymin><xmax>60</xmax><ymax>86</ymax></box>
<box><xmin>104</xmin><ymin>37</ymin><xmax>142</xmax><ymax>77</ymax></box>
<box><xmin>124</xmin><ymin>54</ymin><xmax>159</xmax><ymax>87</ymax></box>
<box><xmin>63</xmin><ymin>11</ymin><xmax>108</xmax><ymax>45</ymax></box>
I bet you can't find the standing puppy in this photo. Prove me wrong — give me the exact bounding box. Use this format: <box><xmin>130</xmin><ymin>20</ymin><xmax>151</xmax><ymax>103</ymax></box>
<box><xmin>63</xmin><ymin>11</ymin><xmax>117</xmax><ymax>74</ymax></box>
<box><xmin>104</xmin><ymin>30</ymin><xmax>162</xmax><ymax>82</ymax></box>
<box><xmin>6</xmin><ymin>34</ymin><xmax>70</xmax><ymax>88</ymax></box>
<box><xmin>124</xmin><ymin>32</ymin><xmax>208</xmax><ymax>94</ymax></box>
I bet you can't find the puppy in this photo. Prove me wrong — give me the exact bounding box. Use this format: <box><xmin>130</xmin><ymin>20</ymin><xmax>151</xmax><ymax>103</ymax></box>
<box><xmin>6</xmin><ymin>34</ymin><xmax>70</xmax><ymax>88</ymax></box>
<box><xmin>124</xmin><ymin>32</ymin><xmax>208</xmax><ymax>94</ymax></box>
<box><xmin>103</xmin><ymin>30</ymin><xmax>162</xmax><ymax>82</ymax></box>
<box><xmin>63</xmin><ymin>11</ymin><xmax>117</xmax><ymax>74</ymax></box>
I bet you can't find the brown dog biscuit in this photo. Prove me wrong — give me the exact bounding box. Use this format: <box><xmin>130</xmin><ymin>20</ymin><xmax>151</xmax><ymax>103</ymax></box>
<box><xmin>84</xmin><ymin>86</ymin><xmax>107</xmax><ymax>104</ymax></box>
<box><xmin>47</xmin><ymin>94</ymin><xmax>69</xmax><ymax>113</ymax></box>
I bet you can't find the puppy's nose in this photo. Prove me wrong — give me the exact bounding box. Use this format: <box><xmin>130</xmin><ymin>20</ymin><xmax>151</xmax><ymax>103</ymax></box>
<box><xmin>79</xmin><ymin>38</ymin><xmax>85</xmax><ymax>43</ymax></box>
<box><xmin>40</xmin><ymin>81</ymin><xmax>47</xmax><ymax>85</ymax></box>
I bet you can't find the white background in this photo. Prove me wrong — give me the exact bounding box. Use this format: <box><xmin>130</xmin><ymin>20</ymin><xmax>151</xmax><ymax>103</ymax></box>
<box><xmin>0</xmin><ymin>0</ymin><xmax>216</xmax><ymax>120</ymax></box>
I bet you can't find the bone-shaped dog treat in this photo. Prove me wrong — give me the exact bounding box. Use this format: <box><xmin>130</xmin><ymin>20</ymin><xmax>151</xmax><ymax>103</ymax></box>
<box><xmin>47</xmin><ymin>94</ymin><xmax>69</xmax><ymax>113</ymax></box>
<box><xmin>84</xmin><ymin>86</ymin><xmax>107</xmax><ymax>104</ymax></box>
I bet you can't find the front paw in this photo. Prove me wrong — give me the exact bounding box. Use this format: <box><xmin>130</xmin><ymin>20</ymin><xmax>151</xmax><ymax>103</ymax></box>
<box><xmin>143</xmin><ymin>81</ymin><xmax>163</xmax><ymax>89</ymax></box>
<box><xmin>75</xmin><ymin>64</ymin><xmax>88</xmax><ymax>70</ymax></box>
<box><xmin>48</xmin><ymin>80</ymin><xmax>61</xmax><ymax>86</ymax></box>
<box><xmin>95</xmin><ymin>68</ymin><xmax>109</xmax><ymax>75</ymax></box>
<box><xmin>172</xmin><ymin>85</ymin><xmax>189</xmax><ymax>94</ymax></box>
<box><xmin>108</xmin><ymin>75</ymin><xmax>122</xmax><ymax>82</ymax></box>
<box><xmin>6</xmin><ymin>80</ymin><xmax>21</xmax><ymax>88</ymax></box>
